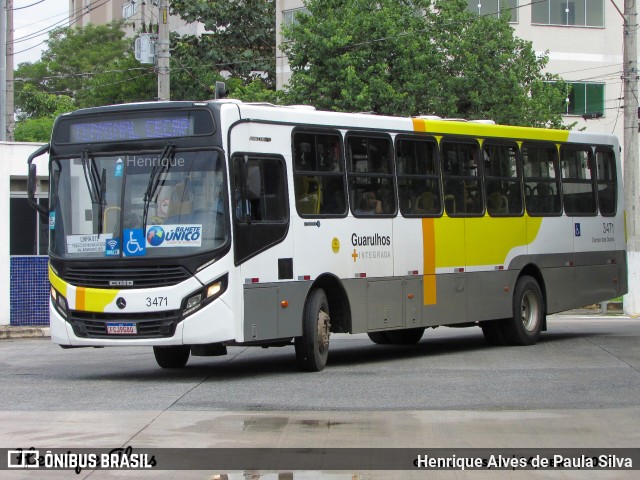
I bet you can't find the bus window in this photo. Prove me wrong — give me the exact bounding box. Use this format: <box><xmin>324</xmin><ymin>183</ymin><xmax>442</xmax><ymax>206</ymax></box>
<box><xmin>441</xmin><ymin>139</ymin><xmax>482</xmax><ymax>216</ymax></box>
<box><xmin>482</xmin><ymin>141</ymin><xmax>523</xmax><ymax>216</ymax></box>
<box><xmin>560</xmin><ymin>145</ymin><xmax>597</xmax><ymax>216</ymax></box>
<box><xmin>346</xmin><ymin>134</ymin><xmax>396</xmax><ymax>216</ymax></box>
<box><xmin>522</xmin><ymin>142</ymin><xmax>562</xmax><ymax>216</ymax></box>
<box><xmin>292</xmin><ymin>131</ymin><xmax>347</xmax><ymax>216</ymax></box>
<box><xmin>396</xmin><ymin>137</ymin><xmax>442</xmax><ymax>217</ymax></box>
<box><xmin>233</xmin><ymin>156</ymin><xmax>287</xmax><ymax>223</ymax></box>
<box><xmin>595</xmin><ymin>147</ymin><xmax>616</xmax><ymax>216</ymax></box>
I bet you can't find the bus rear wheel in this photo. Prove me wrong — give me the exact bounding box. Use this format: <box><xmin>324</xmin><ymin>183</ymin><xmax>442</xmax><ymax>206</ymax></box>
<box><xmin>503</xmin><ymin>275</ymin><xmax>544</xmax><ymax>346</ymax></box>
<box><xmin>153</xmin><ymin>345</ymin><xmax>190</xmax><ymax>368</ymax></box>
<box><xmin>295</xmin><ymin>288</ymin><xmax>331</xmax><ymax>372</ymax></box>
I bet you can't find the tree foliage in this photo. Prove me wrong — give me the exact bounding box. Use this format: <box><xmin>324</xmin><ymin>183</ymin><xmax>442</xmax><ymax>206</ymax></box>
<box><xmin>282</xmin><ymin>0</ymin><xmax>567</xmax><ymax>127</ymax></box>
<box><xmin>171</xmin><ymin>0</ymin><xmax>276</xmax><ymax>87</ymax></box>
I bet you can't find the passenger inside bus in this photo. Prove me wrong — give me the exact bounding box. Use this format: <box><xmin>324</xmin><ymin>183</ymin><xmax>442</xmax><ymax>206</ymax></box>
<box><xmin>355</xmin><ymin>191</ymin><xmax>383</xmax><ymax>214</ymax></box>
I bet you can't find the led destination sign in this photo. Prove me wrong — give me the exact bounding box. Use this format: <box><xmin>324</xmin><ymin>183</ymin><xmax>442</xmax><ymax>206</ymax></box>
<box><xmin>57</xmin><ymin>110</ymin><xmax>214</xmax><ymax>144</ymax></box>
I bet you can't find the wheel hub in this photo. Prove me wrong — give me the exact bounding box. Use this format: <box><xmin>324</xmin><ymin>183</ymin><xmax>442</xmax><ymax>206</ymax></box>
<box><xmin>317</xmin><ymin>310</ymin><xmax>331</xmax><ymax>352</ymax></box>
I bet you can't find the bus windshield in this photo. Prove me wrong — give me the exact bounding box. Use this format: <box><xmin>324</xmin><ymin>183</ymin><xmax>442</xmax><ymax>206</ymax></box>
<box><xmin>49</xmin><ymin>149</ymin><xmax>228</xmax><ymax>259</ymax></box>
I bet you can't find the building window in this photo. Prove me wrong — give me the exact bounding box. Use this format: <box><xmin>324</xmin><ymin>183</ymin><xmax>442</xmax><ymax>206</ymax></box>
<box><xmin>10</xmin><ymin>197</ymin><xmax>49</xmax><ymax>255</ymax></box>
<box><xmin>563</xmin><ymin>82</ymin><xmax>605</xmax><ymax>115</ymax></box>
<box><xmin>466</xmin><ymin>0</ymin><xmax>518</xmax><ymax>22</ymax></box>
<box><xmin>282</xmin><ymin>7</ymin><xmax>310</xmax><ymax>40</ymax></box>
<box><xmin>532</xmin><ymin>0</ymin><xmax>604</xmax><ymax>27</ymax></box>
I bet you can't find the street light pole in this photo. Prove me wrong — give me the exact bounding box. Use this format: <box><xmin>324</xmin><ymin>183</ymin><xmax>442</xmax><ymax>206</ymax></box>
<box><xmin>157</xmin><ymin>0</ymin><xmax>170</xmax><ymax>101</ymax></box>
<box><xmin>0</xmin><ymin>0</ymin><xmax>7</xmax><ymax>141</ymax></box>
<box><xmin>622</xmin><ymin>0</ymin><xmax>640</xmax><ymax>316</ymax></box>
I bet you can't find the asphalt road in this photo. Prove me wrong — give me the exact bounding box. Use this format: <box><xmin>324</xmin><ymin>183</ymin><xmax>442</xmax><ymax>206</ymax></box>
<box><xmin>1</xmin><ymin>314</ymin><xmax>639</xmax><ymax>479</ymax></box>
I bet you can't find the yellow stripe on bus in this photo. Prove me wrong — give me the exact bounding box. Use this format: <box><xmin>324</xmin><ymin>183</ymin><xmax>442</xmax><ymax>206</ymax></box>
<box><xmin>411</xmin><ymin>118</ymin><xmax>571</xmax><ymax>143</ymax></box>
<box><xmin>48</xmin><ymin>265</ymin><xmax>67</xmax><ymax>297</ymax></box>
<box><xmin>422</xmin><ymin>218</ymin><xmax>436</xmax><ymax>305</ymax></box>
<box><xmin>75</xmin><ymin>287</ymin><xmax>119</xmax><ymax>312</ymax></box>
<box><xmin>422</xmin><ymin>215</ymin><xmax>543</xmax><ymax>305</ymax></box>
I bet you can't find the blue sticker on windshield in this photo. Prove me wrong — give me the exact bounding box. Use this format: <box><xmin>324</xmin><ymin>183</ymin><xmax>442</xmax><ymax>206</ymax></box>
<box><xmin>105</xmin><ymin>238</ymin><xmax>120</xmax><ymax>257</ymax></box>
<box><xmin>123</xmin><ymin>229</ymin><xmax>146</xmax><ymax>257</ymax></box>
<box><xmin>49</xmin><ymin>211</ymin><xmax>56</xmax><ymax>230</ymax></box>
<box><xmin>114</xmin><ymin>158</ymin><xmax>124</xmax><ymax>177</ymax></box>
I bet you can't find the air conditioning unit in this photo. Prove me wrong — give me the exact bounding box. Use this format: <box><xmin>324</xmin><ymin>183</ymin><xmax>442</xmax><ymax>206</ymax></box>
<box><xmin>135</xmin><ymin>34</ymin><xmax>158</xmax><ymax>65</ymax></box>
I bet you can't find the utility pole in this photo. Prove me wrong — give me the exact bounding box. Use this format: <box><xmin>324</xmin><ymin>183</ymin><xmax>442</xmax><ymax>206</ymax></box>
<box><xmin>0</xmin><ymin>0</ymin><xmax>6</xmax><ymax>141</ymax></box>
<box><xmin>157</xmin><ymin>0</ymin><xmax>170</xmax><ymax>101</ymax></box>
<box><xmin>623</xmin><ymin>0</ymin><xmax>640</xmax><ymax>316</ymax></box>
<box><xmin>6</xmin><ymin>0</ymin><xmax>13</xmax><ymax>140</ymax></box>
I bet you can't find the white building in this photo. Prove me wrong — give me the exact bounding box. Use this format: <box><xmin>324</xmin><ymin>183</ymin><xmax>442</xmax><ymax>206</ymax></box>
<box><xmin>1</xmin><ymin>141</ymin><xmax>48</xmax><ymax>326</ymax></box>
<box><xmin>276</xmin><ymin>0</ymin><xmax>625</xmax><ymax>139</ymax></box>
<box><xmin>69</xmin><ymin>0</ymin><xmax>207</xmax><ymax>38</ymax></box>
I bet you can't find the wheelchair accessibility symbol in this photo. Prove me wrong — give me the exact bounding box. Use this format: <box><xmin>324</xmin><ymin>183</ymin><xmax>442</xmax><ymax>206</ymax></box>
<box><xmin>123</xmin><ymin>229</ymin><xmax>146</xmax><ymax>257</ymax></box>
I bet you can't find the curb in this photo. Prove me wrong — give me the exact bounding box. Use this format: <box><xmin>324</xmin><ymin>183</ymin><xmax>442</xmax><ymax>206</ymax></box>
<box><xmin>0</xmin><ymin>327</ymin><xmax>51</xmax><ymax>340</ymax></box>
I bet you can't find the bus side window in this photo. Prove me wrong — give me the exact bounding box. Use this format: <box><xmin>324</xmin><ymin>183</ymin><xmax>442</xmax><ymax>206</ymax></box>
<box><xmin>346</xmin><ymin>133</ymin><xmax>396</xmax><ymax>216</ymax></box>
<box><xmin>483</xmin><ymin>141</ymin><xmax>523</xmax><ymax>216</ymax></box>
<box><xmin>560</xmin><ymin>145</ymin><xmax>597</xmax><ymax>216</ymax></box>
<box><xmin>441</xmin><ymin>139</ymin><xmax>482</xmax><ymax>216</ymax></box>
<box><xmin>396</xmin><ymin>136</ymin><xmax>441</xmax><ymax>217</ymax></box>
<box><xmin>292</xmin><ymin>131</ymin><xmax>347</xmax><ymax>217</ymax></box>
<box><xmin>522</xmin><ymin>142</ymin><xmax>562</xmax><ymax>216</ymax></box>
<box><xmin>233</xmin><ymin>156</ymin><xmax>287</xmax><ymax>223</ymax></box>
<box><xmin>595</xmin><ymin>147</ymin><xmax>616</xmax><ymax>216</ymax></box>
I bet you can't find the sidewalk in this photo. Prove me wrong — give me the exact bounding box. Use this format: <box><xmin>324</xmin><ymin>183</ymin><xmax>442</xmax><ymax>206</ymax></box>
<box><xmin>0</xmin><ymin>325</ymin><xmax>50</xmax><ymax>339</ymax></box>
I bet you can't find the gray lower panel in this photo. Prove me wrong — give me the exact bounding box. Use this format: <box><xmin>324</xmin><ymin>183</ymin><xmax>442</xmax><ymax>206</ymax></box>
<box><xmin>242</xmin><ymin>249</ymin><xmax>627</xmax><ymax>339</ymax></box>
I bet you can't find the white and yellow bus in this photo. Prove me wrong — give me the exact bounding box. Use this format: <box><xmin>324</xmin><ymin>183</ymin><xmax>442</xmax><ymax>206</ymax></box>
<box><xmin>27</xmin><ymin>99</ymin><xmax>627</xmax><ymax>371</ymax></box>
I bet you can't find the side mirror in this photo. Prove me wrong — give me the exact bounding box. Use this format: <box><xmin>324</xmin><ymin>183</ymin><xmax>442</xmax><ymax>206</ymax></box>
<box><xmin>27</xmin><ymin>144</ymin><xmax>50</xmax><ymax>219</ymax></box>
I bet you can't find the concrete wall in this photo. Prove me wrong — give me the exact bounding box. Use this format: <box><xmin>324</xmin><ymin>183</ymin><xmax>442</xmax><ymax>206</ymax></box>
<box><xmin>1</xmin><ymin>141</ymin><xmax>47</xmax><ymax>326</ymax></box>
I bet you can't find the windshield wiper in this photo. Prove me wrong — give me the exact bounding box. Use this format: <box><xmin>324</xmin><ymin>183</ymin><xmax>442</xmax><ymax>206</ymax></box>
<box><xmin>81</xmin><ymin>149</ymin><xmax>106</xmax><ymax>233</ymax></box>
<box><xmin>142</xmin><ymin>143</ymin><xmax>175</xmax><ymax>233</ymax></box>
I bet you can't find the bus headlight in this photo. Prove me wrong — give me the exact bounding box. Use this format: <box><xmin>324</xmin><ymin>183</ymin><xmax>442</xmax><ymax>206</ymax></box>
<box><xmin>182</xmin><ymin>274</ymin><xmax>228</xmax><ymax>318</ymax></box>
<box><xmin>51</xmin><ymin>287</ymin><xmax>69</xmax><ymax>318</ymax></box>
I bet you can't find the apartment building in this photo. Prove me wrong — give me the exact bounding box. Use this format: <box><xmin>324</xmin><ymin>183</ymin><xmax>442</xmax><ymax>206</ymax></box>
<box><xmin>69</xmin><ymin>0</ymin><xmax>206</xmax><ymax>38</ymax></box>
<box><xmin>276</xmin><ymin>0</ymin><xmax>625</xmax><ymax>138</ymax></box>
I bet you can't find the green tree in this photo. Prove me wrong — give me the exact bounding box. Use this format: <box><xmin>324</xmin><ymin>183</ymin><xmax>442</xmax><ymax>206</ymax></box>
<box><xmin>13</xmin><ymin>21</ymin><xmax>157</xmax><ymax>139</ymax></box>
<box><xmin>13</xmin><ymin>84</ymin><xmax>75</xmax><ymax>142</ymax></box>
<box><xmin>170</xmin><ymin>0</ymin><xmax>276</xmax><ymax>87</ymax></box>
<box><xmin>282</xmin><ymin>0</ymin><xmax>567</xmax><ymax>127</ymax></box>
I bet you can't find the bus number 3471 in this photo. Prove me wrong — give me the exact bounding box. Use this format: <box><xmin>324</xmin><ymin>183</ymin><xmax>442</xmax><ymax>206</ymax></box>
<box><xmin>146</xmin><ymin>297</ymin><xmax>168</xmax><ymax>308</ymax></box>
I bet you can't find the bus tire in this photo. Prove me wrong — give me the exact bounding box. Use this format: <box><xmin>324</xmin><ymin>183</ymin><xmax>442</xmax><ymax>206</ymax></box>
<box><xmin>384</xmin><ymin>327</ymin><xmax>425</xmax><ymax>345</ymax></box>
<box><xmin>504</xmin><ymin>275</ymin><xmax>544</xmax><ymax>346</ymax></box>
<box><xmin>153</xmin><ymin>345</ymin><xmax>190</xmax><ymax>368</ymax></box>
<box><xmin>295</xmin><ymin>288</ymin><xmax>331</xmax><ymax>372</ymax></box>
<box><xmin>480</xmin><ymin>320</ymin><xmax>507</xmax><ymax>346</ymax></box>
<box><xmin>367</xmin><ymin>331</ymin><xmax>391</xmax><ymax>344</ymax></box>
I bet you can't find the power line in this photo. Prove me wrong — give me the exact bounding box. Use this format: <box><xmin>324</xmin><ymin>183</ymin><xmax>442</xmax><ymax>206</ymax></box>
<box><xmin>11</xmin><ymin>0</ymin><xmax>44</xmax><ymax>11</ymax></box>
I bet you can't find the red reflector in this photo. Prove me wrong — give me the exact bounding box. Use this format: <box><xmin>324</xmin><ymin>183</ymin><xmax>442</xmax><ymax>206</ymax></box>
<box><xmin>355</xmin><ymin>273</ymin><xmax>367</xmax><ymax>278</ymax></box>
<box><xmin>298</xmin><ymin>275</ymin><xmax>311</xmax><ymax>281</ymax></box>
<box><xmin>408</xmin><ymin>270</ymin><xmax>419</xmax><ymax>275</ymax></box>
<box><xmin>245</xmin><ymin>278</ymin><xmax>260</xmax><ymax>284</ymax></box>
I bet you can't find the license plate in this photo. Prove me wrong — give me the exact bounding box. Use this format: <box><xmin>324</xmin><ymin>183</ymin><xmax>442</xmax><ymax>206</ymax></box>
<box><xmin>106</xmin><ymin>322</ymin><xmax>137</xmax><ymax>335</ymax></box>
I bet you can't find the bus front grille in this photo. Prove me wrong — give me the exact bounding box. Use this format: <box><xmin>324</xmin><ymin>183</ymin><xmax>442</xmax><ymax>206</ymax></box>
<box><xmin>68</xmin><ymin>310</ymin><xmax>182</xmax><ymax>339</ymax></box>
<box><xmin>62</xmin><ymin>266</ymin><xmax>190</xmax><ymax>289</ymax></box>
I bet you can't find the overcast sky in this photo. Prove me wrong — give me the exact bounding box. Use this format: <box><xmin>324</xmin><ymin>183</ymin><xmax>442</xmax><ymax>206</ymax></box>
<box><xmin>12</xmin><ymin>0</ymin><xmax>69</xmax><ymax>67</ymax></box>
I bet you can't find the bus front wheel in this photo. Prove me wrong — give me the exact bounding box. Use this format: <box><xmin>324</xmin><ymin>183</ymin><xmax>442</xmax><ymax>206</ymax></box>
<box><xmin>503</xmin><ymin>275</ymin><xmax>544</xmax><ymax>346</ymax></box>
<box><xmin>153</xmin><ymin>345</ymin><xmax>190</xmax><ymax>368</ymax></box>
<box><xmin>295</xmin><ymin>288</ymin><xmax>331</xmax><ymax>372</ymax></box>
